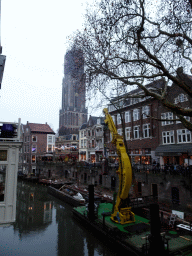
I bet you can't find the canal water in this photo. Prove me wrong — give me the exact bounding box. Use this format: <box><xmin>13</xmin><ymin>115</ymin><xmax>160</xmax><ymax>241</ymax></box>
<box><xmin>0</xmin><ymin>181</ymin><xmax>118</xmax><ymax>256</ymax></box>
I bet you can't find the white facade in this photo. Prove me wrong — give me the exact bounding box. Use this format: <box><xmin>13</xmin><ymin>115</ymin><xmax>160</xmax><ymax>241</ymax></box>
<box><xmin>0</xmin><ymin>119</ymin><xmax>22</xmax><ymax>224</ymax></box>
<box><xmin>79</xmin><ymin>128</ymin><xmax>87</xmax><ymax>161</ymax></box>
<box><xmin>47</xmin><ymin>134</ymin><xmax>55</xmax><ymax>152</ymax></box>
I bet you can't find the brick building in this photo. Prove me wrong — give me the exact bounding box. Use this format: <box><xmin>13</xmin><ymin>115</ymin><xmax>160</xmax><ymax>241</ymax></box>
<box><xmin>108</xmin><ymin>79</ymin><xmax>165</xmax><ymax>166</ymax></box>
<box><xmin>108</xmin><ymin>76</ymin><xmax>192</xmax><ymax>168</ymax></box>
<box><xmin>20</xmin><ymin>122</ymin><xmax>55</xmax><ymax>176</ymax></box>
<box><xmin>156</xmin><ymin>71</ymin><xmax>192</xmax><ymax>166</ymax></box>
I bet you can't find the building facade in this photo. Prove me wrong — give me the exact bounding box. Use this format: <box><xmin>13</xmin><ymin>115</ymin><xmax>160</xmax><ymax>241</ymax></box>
<box><xmin>0</xmin><ymin>119</ymin><xmax>22</xmax><ymax>224</ymax></box>
<box><xmin>108</xmin><ymin>79</ymin><xmax>164</xmax><ymax>166</ymax></box>
<box><xmin>79</xmin><ymin>116</ymin><xmax>105</xmax><ymax>163</ymax></box>
<box><xmin>59</xmin><ymin>48</ymin><xmax>87</xmax><ymax>132</ymax></box>
<box><xmin>156</xmin><ymin>73</ymin><xmax>192</xmax><ymax>166</ymax></box>
<box><xmin>108</xmin><ymin>76</ymin><xmax>192</xmax><ymax>168</ymax></box>
<box><xmin>20</xmin><ymin>122</ymin><xmax>55</xmax><ymax>176</ymax></box>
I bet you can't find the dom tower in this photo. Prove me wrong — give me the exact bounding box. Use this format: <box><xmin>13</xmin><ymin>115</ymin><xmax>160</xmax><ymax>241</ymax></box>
<box><xmin>59</xmin><ymin>48</ymin><xmax>87</xmax><ymax>132</ymax></box>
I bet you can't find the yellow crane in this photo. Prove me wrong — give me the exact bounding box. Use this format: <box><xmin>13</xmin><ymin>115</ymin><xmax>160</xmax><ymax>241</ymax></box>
<box><xmin>103</xmin><ymin>108</ymin><xmax>135</xmax><ymax>224</ymax></box>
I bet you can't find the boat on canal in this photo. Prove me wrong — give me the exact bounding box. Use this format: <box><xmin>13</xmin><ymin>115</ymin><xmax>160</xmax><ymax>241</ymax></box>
<box><xmin>47</xmin><ymin>184</ymin><xmax>86</xmax><ymax>207</ymax></box>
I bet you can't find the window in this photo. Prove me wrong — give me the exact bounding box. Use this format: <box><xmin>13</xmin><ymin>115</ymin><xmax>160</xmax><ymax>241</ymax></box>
<box><xmin>32</xmin><ymin>145</ymin><xmax>37</xmax><ymax>153</ymax></box>
<box><xmin>143</xmin><ymin>124</ymin><xmax>150</xmax><ymax>138</ymax></box>
<box><xmin>125</xmin><ymin>127</ymin><xmax>131</xmax><ymax>140</ymax></box>
<box><xmin>81</xmin><ymin>139</ymin><xmax>83</xmax><ymax>148</ymax></box>
<box><xmin>125</xmin><ymin>111</ymin><xmax>131</xmax><ymax>123</ymax></box>
<box><xmin>142</xmin><ymin>106</ymin><xmax>150</xmax><ymax>119</ymax></box>
<box><xmin>124</xmin><ymin>98</ymin><xmax>132</xmax><ymax>106</ymax></box>
<box><xmin>48</xmin><ymin>136</ymin><xmax>52</xmax><ymax>143</ymax></box>
<box><xmin>32</xmin><ymin>135</ymin><xmax>37</xmax><ymax>142</ymax></box>
<box><xmin>174</xmin><ymin>93</ymin><xmax>188</xmax><ymax>104</ymax></box>
<box><xmin>112</xmin><ymin>115</ymin><xmax>115</xmax><ymax>124</ymax></box>
<box><xmin>132</xmin><ymin>98</ymin><xmax>138</xmax><ymax>104</ymax></box>
<box><xmin>117</xmin><ymin>128</ymin><xmax>122</xmax><ymax>136</ymax></box>
<box><xmin>97</xmin><ymin>118</ymin><xmax>101</xmax><ymax>124</ymax></box>
<box><xmin>0</xmin><ymin>165</ymin><xmax>6</xmax><ymax>201</ymax></box>
<box><xmin>133</xmin><ymin>126</ymin><xmax>140</xmax><ymax>139</ymax></box>
<box><xmin>26</xmin><ymin>145</ymin><xmax>29</xmax><ymax>153</ymax></box>
<box><xmin>48</xmin><ymin>145</ymin><xmax>52</xmax><ymax>152</ymax></box>
<box><xmin>84</xmin><ymin>139</ymin><xmax>87</xmax><ymax>148</ymax></box>
<box><xmin>162</xmin><ymin>131</ymin><xmax>174</xmax><ymax>144</ymax></box>
<box><xmin>176</xmin><ymin>115</ymin><xmax>190</xmax><ymax>124</ymax></box>
<box><xmin>117</xmin><ymin>114</ymin><xmax>122</xmax><ymax>125</ymax></box>
<box><xmin>133</xmin><ymin>109</ymin><xmax>140</xmax><ymax>121</ymax></box>
<box><xmin>0</xmin><ymin>150</ymin><xmax>7</xmax><ymax>161</ymax></box>
<box><xmin>31</xmin><ymin>155</ymin><xmax>36</xmax><ymax>163</ymax></box>
<box><xmin>161</xmin><ymin>112</ymin><xmax>174</xmax><ymax>126</ymax></box>
<box><xmin>177</xmin><ymin>129</ymin><xmax>191</xmax><ymax>143</ymax></box>
<box><xmin>81</xmin><ymin>131</ymin><xmax>83</xmax><ymax>138</ymax></box>
<box><xmin>109</xmin><ymin>105</ymin><xmax>116</xmax><ymax>112</ymax></box>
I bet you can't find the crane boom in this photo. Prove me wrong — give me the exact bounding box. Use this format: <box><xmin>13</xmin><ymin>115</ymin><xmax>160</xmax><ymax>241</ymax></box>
<box><xmin>103</xmin><ymin>108</ymin><xmax>135</xmax><ymax>224</ymax></box>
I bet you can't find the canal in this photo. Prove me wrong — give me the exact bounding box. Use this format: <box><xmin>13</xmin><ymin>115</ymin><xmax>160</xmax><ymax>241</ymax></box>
<box><xmin>0</xmin><ymin>181</ymin><xmax>118</xmax><ymax>256</ymax></box>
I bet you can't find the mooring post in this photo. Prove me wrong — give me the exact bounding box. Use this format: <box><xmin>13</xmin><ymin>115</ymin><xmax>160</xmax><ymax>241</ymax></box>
<box><xmin>88</xmin><ymin>184</ymin><xmax>95</xmax><ymax>221</ymax></box>
<box><xmin>148</xmin><ymin>204</ymin><xmax>166</xmax><ymax>255</ymax></box>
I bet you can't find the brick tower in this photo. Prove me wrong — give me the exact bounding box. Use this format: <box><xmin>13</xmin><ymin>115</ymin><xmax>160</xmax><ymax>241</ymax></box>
<box><xmin>59</xmin><ymin>48</ymin><xmax>87</xmax><ymax>132</ymax></box>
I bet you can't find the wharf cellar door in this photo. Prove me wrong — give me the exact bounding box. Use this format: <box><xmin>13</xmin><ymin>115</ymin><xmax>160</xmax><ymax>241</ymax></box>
<box><xmin>152</xmin><ymin>183</ymin><xmax>158</xmax><ymax>198</ymax></box>
<box><xmin>172</xmin><ymin>187</ymin><xmax>180</xmax><ymax>204</ymax></box>
<box><xmin>99</xmin><ymin>174</ymin><xmax>102</xmax><ymax>185</ymax></box>
<box><xmin>84</xmin><ymin>173</ymin><xmax>87</xmax><ymax>183</ymax></box>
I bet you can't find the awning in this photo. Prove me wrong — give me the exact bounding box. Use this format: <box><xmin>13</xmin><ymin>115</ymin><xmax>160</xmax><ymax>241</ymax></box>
<box><xmin>80</xmin><ymin>151</ymin><xmax>86</xmax><ymax>155</ymax></box>
<box><xmin>90</xmin><ymin>152</ymin><xmax>95</xmax><ymax>155</ymax></box>
<box><xmin>155</xmin><ymin>143</ymin><xmax>192</xmax><ymax>156</ymax></box>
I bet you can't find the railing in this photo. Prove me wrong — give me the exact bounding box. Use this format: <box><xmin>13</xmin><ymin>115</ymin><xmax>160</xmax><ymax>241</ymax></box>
<box><xmin>132</xmin><ymin>164</ymin><xmax>192</xmax><ymax>177</ymax></box>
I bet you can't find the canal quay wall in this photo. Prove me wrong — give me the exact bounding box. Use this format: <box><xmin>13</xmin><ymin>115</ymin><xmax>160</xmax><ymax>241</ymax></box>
<box><xmin>36</xmin><ymin>162</ymin><xmax>192</xmax><ymax>218</ymax></box>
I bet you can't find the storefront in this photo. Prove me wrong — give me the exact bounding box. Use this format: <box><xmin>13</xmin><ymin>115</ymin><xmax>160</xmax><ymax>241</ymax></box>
<box><xmin>155</xmin><ymin>144</ymin><xmax>192</xmax><ymax>166</ymax></box>
<box><xmin>89</xmin><ymin>152</ymin><xmax>96</xmax><ymax>163</ymax></box>
<box><xmin>79</xmin><ymin>151</ymin><xmax>86</xmax><ymax>161</ymax></box>
<box><xmin>130</xmin><ymin>148</ymin><xmax>152</xmax><ymax>165</ymax></box>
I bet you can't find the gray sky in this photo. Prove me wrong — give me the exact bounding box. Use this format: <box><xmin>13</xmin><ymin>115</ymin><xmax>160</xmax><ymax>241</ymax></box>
<box><xmin>0</xmin><ymin>0</ymin><xmax>93</xmax><ymax>132</ymax></box>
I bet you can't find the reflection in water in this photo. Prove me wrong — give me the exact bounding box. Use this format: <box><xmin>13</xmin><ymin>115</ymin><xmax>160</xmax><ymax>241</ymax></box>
<box><xmin>0</xmin><ymin>181</ymin><xmax>117</xmax><ymax>256</ymax></box>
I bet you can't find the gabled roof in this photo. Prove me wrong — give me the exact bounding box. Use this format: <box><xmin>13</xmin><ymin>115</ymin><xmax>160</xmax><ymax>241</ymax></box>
<box><xmin>80</xmin><ymin>123</ymin><xmax>87</xmax><ymax>130</ymax></box>
<box><xmin>87</xmin><ymin>116</ymin><xmax>98</xmax><ymax>127</ymax></box>
<box><xmin>110</xmin><ymin>79</ymin><xmax>165</xmax><ymax>102</ymax></box>
<box><xmin>25</xmin><ymin>123</ymin><xmax>55</xmax><ymax>134</ymax></box>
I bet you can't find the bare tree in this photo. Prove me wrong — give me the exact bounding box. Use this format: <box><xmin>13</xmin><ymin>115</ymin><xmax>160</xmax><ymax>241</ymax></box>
<box><xmin>71</xmin><ymin>0</ymin><xmax>192</xmax><ymax>130</ymax></box>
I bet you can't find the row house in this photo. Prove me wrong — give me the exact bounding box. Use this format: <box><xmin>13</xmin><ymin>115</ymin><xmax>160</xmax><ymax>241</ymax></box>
<box><xmin>108</xmin><ymin>75</ymin><xmax>192</xmax><ymax>167</ymax></box>
<box><xmin>156</xmin><ymin>72</ymin><xmax>192</xmax><ymax>166</ymax></box>
<box><xmin>79</xmin><ymin>123</ymin><xmax>87</xmax><ymax>161</ymax></box>
<box><xmin>108</xmin><ymin>79</ymin><xmax>163</xmax><ymax>166</ymax></box>
<box><xmin>79</xmin><ymin>116</ymin><xmax>105</xmax><ymax>163</ymax></box>
<box><xmin>19</xmin><ymin>122</ymin><xmax>55</xmax><ymax>176</ymax></box>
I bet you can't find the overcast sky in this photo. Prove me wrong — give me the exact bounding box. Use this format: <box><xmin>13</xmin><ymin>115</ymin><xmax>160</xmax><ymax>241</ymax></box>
<box><xmin>0</xmin><ymin>0</ymin><xmax>96</xmax><ymax>132</ymax></box>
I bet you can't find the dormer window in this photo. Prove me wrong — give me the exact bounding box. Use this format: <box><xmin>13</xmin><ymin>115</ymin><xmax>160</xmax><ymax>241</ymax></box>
<box><xmin>174</xmin><ymin>94</ymin><xmax>188</xmax><ymax>104</ymax></box>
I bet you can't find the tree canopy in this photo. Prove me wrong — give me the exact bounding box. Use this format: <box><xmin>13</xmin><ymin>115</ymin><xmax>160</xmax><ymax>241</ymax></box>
<box><xmin>72</xmin><ymin>0</ymin><xmax>192</xmax><ymax>130</ymax></box>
